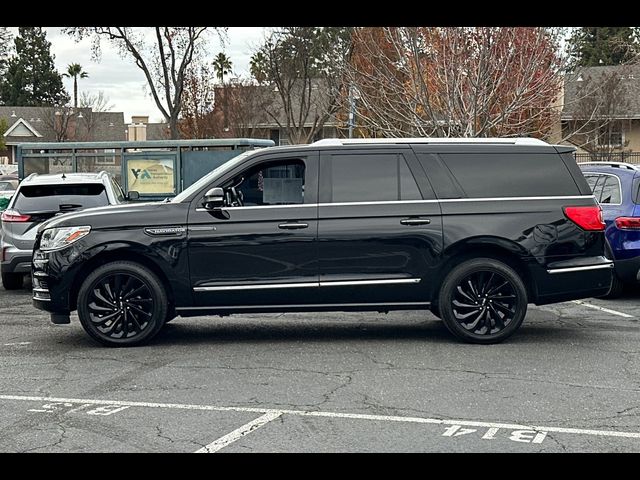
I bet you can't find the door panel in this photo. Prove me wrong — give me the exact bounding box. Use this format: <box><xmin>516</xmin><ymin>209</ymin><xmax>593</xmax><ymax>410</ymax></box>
<box><xmin>187</xmin><ymin>154</ymin><xmax>319</xmax><ymax>307</ymax></box>
<box><xmin>318</xmin><ymin>149</ymin><xmax>443</xmax><ymax>304</ymax></box>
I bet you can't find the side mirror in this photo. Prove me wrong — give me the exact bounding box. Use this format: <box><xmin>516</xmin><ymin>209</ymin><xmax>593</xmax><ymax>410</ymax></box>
<box><xmin>202</xmin><ymin>187</ymin><xmax>225</xmax><ymax>210</ymax></box>
<box><xmin>127</xmin><ymin>191</ymin><xmax>140</xmax><ymax>201</ymax></box>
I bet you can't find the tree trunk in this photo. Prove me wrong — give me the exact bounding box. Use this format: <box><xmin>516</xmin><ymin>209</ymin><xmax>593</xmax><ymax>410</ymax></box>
<box><xmin>169</xmin><ymin>113</ymin><xmax>180</xmax><ymax>139</ymax></box>
<box><xmin>73</xmin><ymin>77</ymin><xmax>78</xmax><ymax>108</ymax></box>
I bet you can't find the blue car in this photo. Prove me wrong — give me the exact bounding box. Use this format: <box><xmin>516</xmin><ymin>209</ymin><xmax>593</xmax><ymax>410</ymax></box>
<box><xmin>579</xmin><ymin>162</ymin><xmax>640</xmax><ymax>297</ymax></box>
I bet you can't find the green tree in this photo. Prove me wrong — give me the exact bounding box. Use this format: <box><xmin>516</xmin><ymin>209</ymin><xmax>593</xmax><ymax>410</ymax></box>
<box><xmin>63</xmin><ymin>63</ymin><xmax>89</xmax><ymax>108</ymax></box>
<box><xmin>0</xmin><ymin>27</ymin><xmax>11</xmax><ymax>77</ymax></box>
<box><xmin>0</xmin><ymin>27</ymin><xmax>69</xmax><ymax>106</ymax></box>
<box><xmin>0</xmin><ymin>118</ymin><xmax>8</xmax><ymax>151</ymax></box>
<box><xmin>212</xmin><ymin>52</ymin><xmax>232</xmax><ymax>84</ymax></box>
<box><xmin>568</xmin><ymin>27</ymin><xmax>639</xmax><ymax>67</ymax></box>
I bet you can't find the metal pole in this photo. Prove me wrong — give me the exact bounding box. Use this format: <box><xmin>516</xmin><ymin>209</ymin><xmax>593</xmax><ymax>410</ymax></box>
<box><xmin>348</xmin><ymin>84</ymin><xmax>355</xmax><ymax>139</ymax></box>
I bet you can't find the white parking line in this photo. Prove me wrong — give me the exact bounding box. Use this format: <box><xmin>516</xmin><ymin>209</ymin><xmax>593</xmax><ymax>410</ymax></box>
<box><xmin>571</xmin><ymin>300</ymin><xmax>634</xmax><ymax>319</ymax></box>
<box><xmin>3</xmin><ymin>342</ymin><xmax>32</xmax><ymax>346</ymax></box>
<box><xmin>1</xmin><ymin>394</ymin><xmax>640</xmax><ymax>442</ymax></box>
<box><xmin>195</xmin><ymin>411</ymin><xmax>283</xmax><ymax>453</ymax></box>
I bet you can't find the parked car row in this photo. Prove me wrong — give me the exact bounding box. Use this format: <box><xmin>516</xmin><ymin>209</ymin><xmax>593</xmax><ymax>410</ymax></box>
<box><xmin>1</xmin><ymin>142</ymin><xmax>638</xmax><ymax>349</ymax></box>
<box><xmin>28</xmin><ymin>138</ymin><xmax>614</xmax><ymax>347</ymax></box>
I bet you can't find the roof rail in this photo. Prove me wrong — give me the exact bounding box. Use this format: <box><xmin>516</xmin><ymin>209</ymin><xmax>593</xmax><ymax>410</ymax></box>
<box><xmin>576</xmin><ymin>161</ymin><xmax>640</xmax><ymax>171</ymax></box>
<box><xmin>311</xmin><ymin>137</ymin><xmax>549</xmax><ymax>146</ymax></box>
<box><xmin>24</xmin><ymin>173</ymin><xmax>38</xmax><ymax>181</ymax></box>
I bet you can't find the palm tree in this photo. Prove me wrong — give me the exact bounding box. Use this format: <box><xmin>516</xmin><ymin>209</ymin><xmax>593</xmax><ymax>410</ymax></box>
<box><xmin>212</xmin><ymin>53</ymin><xmax>232</xmax><ymax>131</ymax></box>
<box><xmin>63</xmin><ymin>63</ymin><xmax>89</xmax><ymax>108</ymax></box>
<box><xmin>212</xmin><ymin>52</ymin><xmax>232</xmax><ymax>85</ymax></box>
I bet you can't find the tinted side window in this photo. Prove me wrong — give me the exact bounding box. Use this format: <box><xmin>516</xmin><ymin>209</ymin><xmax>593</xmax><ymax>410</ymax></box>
<box><xmin>439</xmin><ymin>153</ymin><xmax>581</xmax><ymax>197</ymax></box>
<box><xmin>600</xmin><ymin>175</ymin><xmax>622</xmax><ymax>204</ymax></box>
<box><xmin>13</xmin><ymin>184</ymin><xmax>109</xmax><ymax>212</ymax></box>
<box><xmin>234</xmin><ymin>160</ymin><xmax>305</xmax><ymax>206</ymax></box>
<box><xmin>329</xmin><ymin>153</ymin><xmax>421</xmax><ymax>203</ymax></box>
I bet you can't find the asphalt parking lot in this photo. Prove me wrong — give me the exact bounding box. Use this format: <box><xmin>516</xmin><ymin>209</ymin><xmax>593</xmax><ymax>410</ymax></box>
<box><xmin>0</xmin><ymin>277</ymin><xmax>639</xmax><ymax>453</ymax></box>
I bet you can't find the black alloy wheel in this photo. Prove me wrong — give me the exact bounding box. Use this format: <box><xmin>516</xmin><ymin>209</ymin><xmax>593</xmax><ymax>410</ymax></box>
<box><xmin>77</xmin><ymin>261</ymin><xmax>168</xmax><ymax>347</ymax></box>
<box><xmin>438</xmin><ymin>258</ymin><xmax>527</xmax><ymax>344</ymax></box>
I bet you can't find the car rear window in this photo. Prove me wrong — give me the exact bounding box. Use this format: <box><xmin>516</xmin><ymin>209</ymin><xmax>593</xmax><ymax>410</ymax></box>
<box><xmin>438</xmin><ymin>153</ymin><xmax>582</xmax><ymax>198</ymax></box>
<box><xmin>0</xmin><ymin>181</ymin><xmax>17</xmax><ymax>190</ymax></box>
<box><xmin>13</xmin><ymin>184</ymin><xmax>109</xmax><ymax>213</ymax></box>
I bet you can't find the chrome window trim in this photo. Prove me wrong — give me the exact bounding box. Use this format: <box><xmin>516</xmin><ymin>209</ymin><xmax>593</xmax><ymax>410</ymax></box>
<box><xmin>194</xmin><ymin>195</ymin><xmax>595</xmax><ymax>212</ymax></box>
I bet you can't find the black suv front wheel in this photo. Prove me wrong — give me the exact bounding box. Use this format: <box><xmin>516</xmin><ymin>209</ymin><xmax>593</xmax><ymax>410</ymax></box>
<box><xmin>438</xmin><ymin>258</ymin><xmax>527</xmax><ymax>344</ymax></box>
<box><xmin>77</xmin><ymin>261</ymin><xmax>168</xmax><ymax>347</ymax></box>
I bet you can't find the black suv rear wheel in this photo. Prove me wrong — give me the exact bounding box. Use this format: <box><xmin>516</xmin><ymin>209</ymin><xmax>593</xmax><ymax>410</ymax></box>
<box><xmin>438</xmin><ymin>258</ymin><xmax>527</xmax><ymax>344</ymax></box>
<box><xmin>77</xmin><ymin>261</ymin><xmax>168</xmax><ymax>347</ymax></box>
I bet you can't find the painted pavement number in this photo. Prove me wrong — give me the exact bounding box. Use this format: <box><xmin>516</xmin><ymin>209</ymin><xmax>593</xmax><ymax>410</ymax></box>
<box><xmin>2</xmin><ymin>395</ymin><xmax>640</xmax><ymax>452</ymax></box>
<box><xmin>442</xmin><ymin>425</ymin><xmax>547</xmax><ymax>444</ymax></box>
<box><xmin>28</xmin><ymin>402</ymin><xmax>129</xmax><ymax>416</ymax></box>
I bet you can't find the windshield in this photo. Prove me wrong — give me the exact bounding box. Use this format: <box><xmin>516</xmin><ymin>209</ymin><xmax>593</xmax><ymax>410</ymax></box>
<box><xmin>172</xmin><ymin>150</ymin><xmax>257</xmax><ymax>203</ymax></box>
<box><xmin>0</xmin><ymin>181</ymin><xmax>17</xmax><ymax>190</ymax></box>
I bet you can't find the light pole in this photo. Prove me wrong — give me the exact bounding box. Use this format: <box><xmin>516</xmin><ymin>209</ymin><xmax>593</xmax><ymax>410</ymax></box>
<box><xmin>348</xmin><ymin>84</ymin><xmax>359</xmax><ymax>139</ymax></box>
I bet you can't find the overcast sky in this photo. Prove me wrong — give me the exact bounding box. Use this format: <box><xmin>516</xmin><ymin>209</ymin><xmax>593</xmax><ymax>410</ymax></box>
<box><xmin>8</xmin><ymin>27</ymin><xmax>267</xmax><ymax>123</ymax></box>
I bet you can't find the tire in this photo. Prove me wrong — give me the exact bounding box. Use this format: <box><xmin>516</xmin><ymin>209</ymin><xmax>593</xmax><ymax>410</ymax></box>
<box><xmin>598</xmin><ymin>272</ymin><xmax>625</xmax><ymax>299</ymax></box>
<box><xmin>438</xmin><ymin>258</ymin><xmax>528</xmax><ymax>344</ymax></box>
<box><xmin>2</xmin><ymin>272</ymin><xmax>23</xmax><ymax>290</ymax></box>
<box><xmin>77</xmin><ymin>261</ymin><xmax>168</xmax><ymax>347</ymax></box>
<box><xmin>599</xmin><ymin>241</ymin><xmax>625</xmax><ymax>299</ymax></box>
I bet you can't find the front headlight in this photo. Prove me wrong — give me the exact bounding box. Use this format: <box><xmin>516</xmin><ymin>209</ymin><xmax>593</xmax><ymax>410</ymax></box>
<box><xmin>40</xmin><ymin>226</ymin><xmax>91</xmax><ymax>251</ymax></box>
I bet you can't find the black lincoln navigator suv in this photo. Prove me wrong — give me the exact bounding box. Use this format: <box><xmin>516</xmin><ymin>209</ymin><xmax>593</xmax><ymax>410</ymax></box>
<box><xmin>32</xmin><ymin>138</ymin><xmax>613</xmax><ymax>347</ymax></box>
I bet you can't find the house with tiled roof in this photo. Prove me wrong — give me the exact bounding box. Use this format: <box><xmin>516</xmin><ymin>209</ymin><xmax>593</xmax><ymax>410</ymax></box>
<box><xmin>0</xmin><ymin>106</ymin><xmax>126</xmax><ymax>164</ymax></box>
<box><xmin>561</xmin><ymin>65</ymin><xmax>640</xmax><ymax>161</ymax></box>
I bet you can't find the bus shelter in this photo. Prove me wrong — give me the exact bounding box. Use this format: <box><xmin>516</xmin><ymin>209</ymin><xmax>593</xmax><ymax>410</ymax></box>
<box><xmin>16</xmin><ymin>138</ymin><xmax>274</xmax><ymax>200</ymax></box>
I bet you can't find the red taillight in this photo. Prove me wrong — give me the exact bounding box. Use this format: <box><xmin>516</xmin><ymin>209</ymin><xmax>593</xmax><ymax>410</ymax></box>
<box><xmin>563</xmin><ymin>206</ymin><xmax>606</xmax><ymax>231</ymax></box>
<box><xmin>0</xmin><ymin>210</ymin><xmax>31</xmax><ymax>223</ymax></box>
<box><xmin>615</xmin><ymin>217</ymin><xmax>640</xmax><ymax>230</ymax></box>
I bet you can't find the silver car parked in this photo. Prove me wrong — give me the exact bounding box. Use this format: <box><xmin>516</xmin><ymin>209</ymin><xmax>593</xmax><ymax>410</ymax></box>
<box><xmin>1</xmin><ymin>171</ymin><xmax>128</xmax><ymax>289</ymax></box>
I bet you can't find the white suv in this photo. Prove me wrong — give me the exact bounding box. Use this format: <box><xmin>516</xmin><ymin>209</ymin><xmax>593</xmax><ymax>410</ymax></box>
<box><xmin>1</xmin><ymin>171</ymin><xmax>132</xmax><ymax>290</ymax></box>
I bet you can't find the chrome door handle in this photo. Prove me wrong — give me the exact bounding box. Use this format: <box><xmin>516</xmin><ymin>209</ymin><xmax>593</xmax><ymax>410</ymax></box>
<box><xmin>278</xmin><ymin>222</ymin><xmax>309</xmax><ymax>230</ymax></box>
<box><xmin>400</xmin><ymin>218</ymin><xmax>431</xmax><ymax>226</ymax></box>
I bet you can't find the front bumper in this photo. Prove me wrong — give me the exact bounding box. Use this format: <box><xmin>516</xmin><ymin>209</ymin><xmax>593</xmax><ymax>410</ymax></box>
<box><xmin>532</xmin><ymin>256</ymin><xmax>614</xmax><ymax>305</ymax></box>
<box><xmin>31</xmin><ymin>248</ymin><xmax>72</xmax><ymax>315</ymax></box>
<box><xmin>1</xmin><ymin>243</ymin><xmax>32</xmax><ymax>274</ymax></box>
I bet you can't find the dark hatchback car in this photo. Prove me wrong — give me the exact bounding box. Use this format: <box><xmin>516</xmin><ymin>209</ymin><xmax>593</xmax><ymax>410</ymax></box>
<box><xmin>32</xmin><ymin>138</ymin><xmax>612</xmax><ymax>347</ymax></box>
<box><xmin>579</xmin><ymin>162</ymin><xmax>640</xmax><ymax>297</ymax></box>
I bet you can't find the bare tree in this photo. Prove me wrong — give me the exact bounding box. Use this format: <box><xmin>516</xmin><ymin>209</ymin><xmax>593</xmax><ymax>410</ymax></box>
<box><xmin>39</xmin><ymin>106</ymin><xmax>76</xmax><ymax>142</ymax></box>
<box><xmin>562</xmin><ymin>67</ymin><xmax>631</xmax><ymax>157</ymax></box>
<box><xmin>250</xmin><ymin>27</ymin><xmax>352</xmax><ymax>144</ymax></box>
<box><xmin>79</xmin><ymin>90</ymin><xmax>114</xmax><ymax>112</ymax></box>
<box><xmin>63</xmin><ymin>27</ymin><xmax>226</xmax><ymax>139</ymax></box>
<box><xmin>178</xmin><ymin>64</ymin><xmax>220</xmax><ymax>139</ymax></box>
<box><xmin>225</xmin><ymin>80</ymin><xmax>273</xmax><ymax>138</ymax></box>
<box><xmin>346</xmin><ymin>27</ymin><xmax>565</xmax><ymax>139</ymax></box>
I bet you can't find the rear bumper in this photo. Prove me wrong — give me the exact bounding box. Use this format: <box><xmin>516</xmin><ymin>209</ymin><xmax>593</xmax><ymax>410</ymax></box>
<box><xmin>614</xmin><ymin>256</ymin><xmax>640</xmax><ymax>283</ymax></box>
<box><xmin>1</xmin><ymin>248</ymin><xmax>32</xmax><ymax>274</ymax></box>
<box><xmin>532</xmin><ymin>256</ymin><xmax>613</xmax><ymax>305</ymax></box>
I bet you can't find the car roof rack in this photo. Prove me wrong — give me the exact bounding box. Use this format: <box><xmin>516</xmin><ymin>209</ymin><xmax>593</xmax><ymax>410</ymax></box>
<box><xmin>577</xmin><ymin>161</ymin><xmax>640</xmax><ymax>171</ymax></box>
<box><xmin>312</xmin><ymin>137</ymin><xmax>549</xmax><ymax>146</ymax></box>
